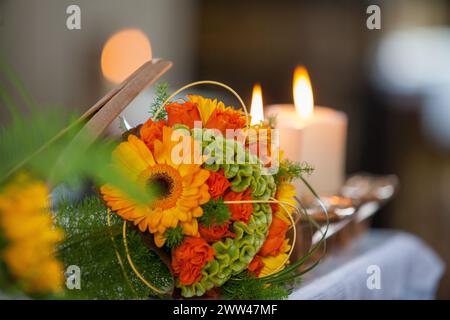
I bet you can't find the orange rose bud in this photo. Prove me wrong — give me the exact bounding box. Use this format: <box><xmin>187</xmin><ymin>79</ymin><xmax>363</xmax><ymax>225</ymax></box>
<box><xmin>223</xmin><ymin>189</ymin><xmax>253</xmax><ymax>223</ymax></box>
<box><xmin>205</xmin><ymin>108</ymin><xmax>246</xmax><ymax>134</ymax></box>
<box><xmin>172</xmin><ymin>237</ymin><xmax>215</xmax><ymax>286</ymax></box>
<box><xmin>248</xmin><ymin>255</ymin><xmax>264</xmax><ymax>276</ymax></box>
<box><xmin>199</xmin><ymin>221</ymin><xmax>235</xmax><ymax>243</ymax></box>
<box><xmin>166</xmin><ymin>101</ymin><xmax>201</xmax><ymax>129</ymax></box>
<box><xmin>270</xmin><ymin>202</ymin><xmax>279</xmax><ymax>215</ymax></box>
<box><xmin>140</xmin><ymin>118</ymin><xmax>165</xmax><ymax>152</ymax></box>
<box><xmin>259</xmin><ymin>216</ymin><xmax>289</xmax><ymax>257</ymax></box>
<box><xmin>206</xmin><ymin>170</ymin><xmax>231</xmax><ymax>199</ymax></box>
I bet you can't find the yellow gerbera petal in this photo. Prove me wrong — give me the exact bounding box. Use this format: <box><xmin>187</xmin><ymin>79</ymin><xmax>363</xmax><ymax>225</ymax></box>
<box><xmin>113</xmin><ymin>135</ymin><xmax>155</xmax><ymax>179</ymax></box>
<box><xmin>154</xmin><ymin>232</ymin><xmax>166</xmax><ymax>247</ymax></box>
<box><xmin>259</xmin><ymin>240</ymin><xmax>291</xmax><ymax>277</ymax></box>
<box><xmin>188</xmin><ymin>95</ymin><xmax>217</xmax><ymax>125</ymax></box>
<box><xmin>0</xmin><ymin>174</ymin><xmax>64</xmax><ymax>294</ymax></box>
<box><xmin>191</xmin><ymin>169</ymin><xmax>210</xmax><ymax>187</ymax></box>
<box><xmin>181</xmin><ymin>219</ymin><xmax>198</xmax><ymax>236</ymax></box>
<box><xmin>275</xmin><ymin>182</ymin><xmax>297</xmax><ymax>225</ymax></box>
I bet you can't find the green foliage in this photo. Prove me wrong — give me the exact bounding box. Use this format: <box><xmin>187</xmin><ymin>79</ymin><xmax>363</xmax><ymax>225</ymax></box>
<box><xmin>149</xmin><ymin>82</ymin><xmax>169</xmax><ymax>121</ymax></box>
<box><xmin>221</xmin><ymin>272</ymin><xmax>289</xmax><ymax>300</ymax></box>
<box><xmin>199</xmin><ymin>198</ymin><xmax>231</xmax><ymax>227</ymax></box>
<box><xmin>274</xmin><ymin>159</ymin><xmax>314</xmax><ymax>185</ymax></box>
<box><xmin>165</xmin><ymin>226</ymin><xmax>184</xmax><ymax>249</ymax></box>
<box><xmin>56</xmin><ymin>196</ymin><xmax>173</xmax><ymax>299</ymax></box>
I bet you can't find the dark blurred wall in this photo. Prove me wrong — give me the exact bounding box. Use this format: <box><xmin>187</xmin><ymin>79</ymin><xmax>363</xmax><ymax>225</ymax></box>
<box><xmin>196</xmin><ymin>0</ymin><xmax>374</xmax><ymax>178</ymax></box>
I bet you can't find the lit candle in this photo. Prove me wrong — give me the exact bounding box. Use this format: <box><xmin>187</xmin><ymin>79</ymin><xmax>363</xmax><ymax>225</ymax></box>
<box><xmin>264</xmin><ymin>66</ymin><xmax>347</xmax><ymax>196</ymax></box>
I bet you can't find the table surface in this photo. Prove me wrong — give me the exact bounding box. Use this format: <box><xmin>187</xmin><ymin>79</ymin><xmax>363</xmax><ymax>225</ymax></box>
<box><xmin>289</xmin><ymin>229</ymin><xmax>445</xmax><ymax>300</ymax></box>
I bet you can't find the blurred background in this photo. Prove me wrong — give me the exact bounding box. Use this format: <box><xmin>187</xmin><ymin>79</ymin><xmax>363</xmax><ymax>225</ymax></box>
<box><xmin>0</xmin><ymin>0</ymin><xmax>449</xmax><ymax>298</ymax></box>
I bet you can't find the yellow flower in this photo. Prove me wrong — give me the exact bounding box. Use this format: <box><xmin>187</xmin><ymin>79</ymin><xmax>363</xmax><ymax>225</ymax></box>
<box><xmin>0</xmin><ymin>174</ymin><xmax>64</xmax><ymax>294</ymax></box>
<box><xmin>274</xmin><ymin>182</ymin><xmax>296</xmax><ymax>225</ymax></box>
<box><xmin>101</xmin><ymin>126</ymin><xmax>210</xmax><ymax>247</ymax></box>
<box><xmin>259</xmin><ymin>239</ymin><xmax>291</xmax><ymax>277</ymax></box>
<box><xmin>188</xmin><ymin>94</ymin><xmax>230</xmax><ymax>125</ymax></box>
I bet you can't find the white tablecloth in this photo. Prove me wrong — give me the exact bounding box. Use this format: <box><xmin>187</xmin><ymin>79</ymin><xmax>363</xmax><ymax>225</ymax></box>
<box><xmin>289</xmin><ymin>230</ymin><xmax>444</xmax><ymax>300</ymax></box>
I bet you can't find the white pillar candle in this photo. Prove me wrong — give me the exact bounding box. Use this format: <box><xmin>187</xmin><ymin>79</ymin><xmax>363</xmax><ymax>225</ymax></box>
<box><xmin>266</xmin><ymin>104</ymin><xmax>347</xmax><ymax>196</ymax></box>
<box><xmin>250</xmin><ymin>66</ymin><xmax>348</xmax><ymax>197</ymax></box>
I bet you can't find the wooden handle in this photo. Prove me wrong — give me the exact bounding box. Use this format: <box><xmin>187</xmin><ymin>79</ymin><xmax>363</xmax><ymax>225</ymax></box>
<box><xmin>77</xmin><ymin>59</ymin><xmax>172</xmax><ymax>145</ymax></box>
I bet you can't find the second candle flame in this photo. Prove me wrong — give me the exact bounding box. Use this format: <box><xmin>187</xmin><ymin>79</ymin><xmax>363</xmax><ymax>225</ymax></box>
<box><xmin>293</xmin><ymin>66</ymin><xmax>314</xmax><ymax>119</ymax></box>
<box><xmin>250</xmin><ymin>83</ymin><xmax>264</xmax><ymax>125</ymax></box>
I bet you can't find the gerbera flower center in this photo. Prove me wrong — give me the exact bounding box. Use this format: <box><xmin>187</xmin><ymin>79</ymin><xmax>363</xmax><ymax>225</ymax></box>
<box><xmin>148</xmin><ymin>173</ymin><xmax>173</xmax><ymax>198</ymax></box>
<box><xmin>139</xmin><ymin>164</ymin><xmax>183</xmax><ymax>210</ymax></box>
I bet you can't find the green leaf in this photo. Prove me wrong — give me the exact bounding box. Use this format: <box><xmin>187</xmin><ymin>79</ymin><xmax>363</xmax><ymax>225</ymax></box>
<box><xmin>199</xmin><ymin>198</ymin><xmax>231</xmax><ymax>227</ymax></box>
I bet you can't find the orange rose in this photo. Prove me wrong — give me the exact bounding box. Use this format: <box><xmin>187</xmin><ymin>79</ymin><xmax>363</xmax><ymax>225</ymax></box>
<box><xmin>270</xmin><ymin>202</ymin><xmax>279</xmax><ymax>215</ymax></box>
<box><xmin>199</xmin><ymin>221</ymin><xmax>235</xmax><ymax>243</ymax></box>
<box><xmin>140</xmin><ymin>118</ymin><xmax>165</xmax><ymax>152</ymax></box>
<box><xmin>172</xmin><ymin>237</ymin><xmax>215</xmax><ymax>286</ymax></box>
<box><xmin>206</xmin><ymin>170</ymin><xmax>231</xmax><ymax>199</ymax></box>
<box><xmin>166</xmin><ymin>101</ymin><xmax>201</xmax><ymax>129</ymax></box>
<box><xmin>259</xmin><ymin>216</ymin><xmax>289</xmax><ymax>257</ymax></box>
<box><xmin>248</xmin><ymin>255</ymin><xmax>264</xmax><ymax>276</ymax></box>
<box><xmin>205</xmin><ymin>108</ymin><xmax>246</xmax><ymax>134</ymax></box>
<box><xmin>223</xmin><ymin>189</ymin><xmax>253</xmax><ymax>223</ymax></box>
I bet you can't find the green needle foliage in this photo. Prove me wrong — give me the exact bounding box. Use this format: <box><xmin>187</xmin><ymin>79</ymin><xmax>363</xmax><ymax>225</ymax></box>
<box><xmin>221</xmin><ymin>272</ymin><xmax>290</xmax><ymax>300</ymax></box>
<box><xmin>149</xmin><ymin>82</ymin><xmax>169</xmax><ymax>121</ymax></box>
<box><xmin>165</xmin><ymin>226</ymin><xmax>184</xmax><ymax>249</ymax></box>
<box><xmin>274</xmin><ymin>159</ymin><xmax>315</xmax><ymax>185</ymax></box>
<box><xmin>56</xmin><ymin>196</ymin><xmax>173</xmax><ymax>299</ymax></box>
<box><xmin>199</xmin><ymin>198</ymin><xmax>231</xmax><ymax>227</ymax></box>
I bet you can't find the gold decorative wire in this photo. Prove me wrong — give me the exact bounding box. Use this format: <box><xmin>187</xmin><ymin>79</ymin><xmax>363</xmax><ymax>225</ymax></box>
<box><xmin>152</xmin><ymin>80</ymin><xmax>250</xmax><ymax>128</ymax></box>
<box><xmin>121</xmin><ymin>220</ymin><xmax>169</xmax><ymax>295</ymax></box>
<box><xmin>107</xmin><ymin>208</ymin><xmax>168</xmax><ymax>295</ymax></box>
<box><xmin>106</xmin><ymin>209</ymin><xmax>138</xmax><ymax>295</ymax></box>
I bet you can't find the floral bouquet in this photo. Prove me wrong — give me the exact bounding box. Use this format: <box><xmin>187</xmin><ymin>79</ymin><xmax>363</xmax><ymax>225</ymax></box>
<box><xmin>95</xmin><ymin>81</ymin><xmax>324</xmax><ymax>299</ymax></box>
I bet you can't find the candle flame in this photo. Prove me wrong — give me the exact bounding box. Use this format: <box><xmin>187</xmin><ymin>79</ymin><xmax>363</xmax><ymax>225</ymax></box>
<box><xmin>250</xmin><ymin>83</ymin><xmax>264</xmax><ymax>124</ymax></box>
<box><xmin>293</xmin><ymin>66</ymin><xmax>314</xmax><ymax>119</ymax></box>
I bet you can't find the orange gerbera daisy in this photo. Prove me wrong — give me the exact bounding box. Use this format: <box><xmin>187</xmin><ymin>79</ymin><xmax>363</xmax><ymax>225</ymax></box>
<box><xmin>100</xmin><ymin>126</ymin><xmax>211</xmax><ymax>247</ymax></box>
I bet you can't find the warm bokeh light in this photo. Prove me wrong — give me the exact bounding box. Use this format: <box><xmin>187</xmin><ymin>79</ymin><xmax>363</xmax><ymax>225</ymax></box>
<box><xmin>250</xmin><ymin>83</ymin><xmax>264</xmax><ymax>124</ymax></box>
<box><xmin>101</xmin><ymin>28</ymin><xmax>152</xmax><ymax>83</ymax></box>
<box><xmin>293</xmin><ymin>66</ymin><xmax>314</xmax><ymax>119</ymax></box>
